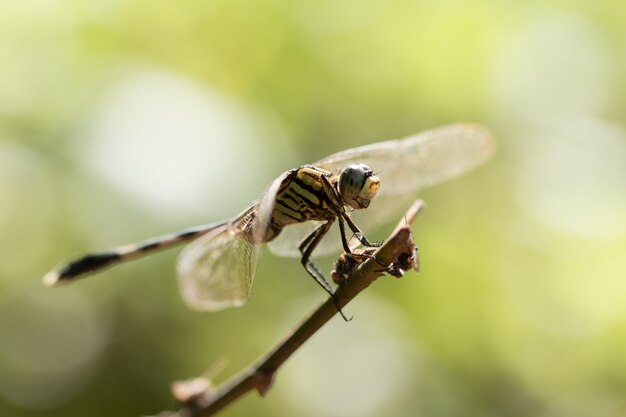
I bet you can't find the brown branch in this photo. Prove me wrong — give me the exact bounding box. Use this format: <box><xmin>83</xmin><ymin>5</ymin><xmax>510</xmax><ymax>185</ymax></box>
<box><xmin>153</xmin><ymin>199</ymin><xmax>425</xmax><ymax>417</ymax></box>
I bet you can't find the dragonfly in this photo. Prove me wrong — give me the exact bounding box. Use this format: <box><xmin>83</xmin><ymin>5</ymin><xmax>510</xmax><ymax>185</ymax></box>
<box><xmin>43</xmin><ymin>123</ymin><xmax>495</xmax><ymax>314</ymax></box>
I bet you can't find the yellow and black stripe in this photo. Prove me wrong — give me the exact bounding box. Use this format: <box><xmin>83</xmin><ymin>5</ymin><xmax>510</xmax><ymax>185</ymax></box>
<box><xmin>272</xmin><ymin>167</ymin><xmax>335</xmax><ymax>228</ymax></box>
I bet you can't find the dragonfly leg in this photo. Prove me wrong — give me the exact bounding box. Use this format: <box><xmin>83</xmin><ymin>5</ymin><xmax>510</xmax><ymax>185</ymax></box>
<box><xmin>299</xmin><ymin>221</ymin><xmax>352</xmax><ymax>321</ymax></box>
<box><xmin>299</xmin><ymin>221</ymin><xmax>335</xmax><ymax>294</ymax></box>
<box><xmin>341</xmin><ymin>212</ymin><xmax>382</xmax><ymax>248</ymax></box>
<box><xmin>336</xmin><ymin>215</ymin><xmax>353</xmax><ymax>253</ymax></box>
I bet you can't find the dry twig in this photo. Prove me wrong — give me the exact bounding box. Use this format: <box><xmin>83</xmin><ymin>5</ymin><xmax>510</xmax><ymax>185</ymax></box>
<box><xmin>153</xmin><ymin>199</ymin><xmax>424</xmax><ymax>417</ymax></box>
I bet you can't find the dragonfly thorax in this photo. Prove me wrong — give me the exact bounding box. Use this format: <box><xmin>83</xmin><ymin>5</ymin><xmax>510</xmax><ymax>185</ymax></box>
<box><xmin>263</xmin><ymin>164</ymin><xmax>380</xmax><ymax>243</ymax></box>
<box><xmin>338</xmin><ymin>164</ymin><xmax>380</xmax><ymax>210</ymax></box>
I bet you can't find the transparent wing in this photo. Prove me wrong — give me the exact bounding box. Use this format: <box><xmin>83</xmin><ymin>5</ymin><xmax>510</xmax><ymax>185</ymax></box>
<box><xmin>268</xmin><ymin>220</ymin><xmax>322</xmax><ymax>257</ymax></box>
<box><xmin>269</xmin><ymin>123</ymin><xmax>495</xmax><ymax>258</ymax></box>
<box><xmin>319</xmin><ymin>123</ymin><xmax>496</xmax><ymax>249</ymax></box>
<box><xmin>177</xmin><ymin>221</ymin><xmax>259</xmax><ymax>311</ymax></box>
<box><xmin>315</xmin><ymin>123</ymin><xmax>495</xmax><ymax>196</ymax></box>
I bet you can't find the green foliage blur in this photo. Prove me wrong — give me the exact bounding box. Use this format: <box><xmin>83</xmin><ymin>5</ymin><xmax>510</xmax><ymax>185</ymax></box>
<box><xmin>1</xmin><ymin>2</ymin><xmax>626</xmax><ymax>417</ymax></box>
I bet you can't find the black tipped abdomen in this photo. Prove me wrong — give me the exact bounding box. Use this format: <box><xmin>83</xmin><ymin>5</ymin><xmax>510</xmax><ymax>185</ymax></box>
<box><xmin>56</xmin><ymin>252</ymin><xmax>121</xmax><ymax>281</ymax></box>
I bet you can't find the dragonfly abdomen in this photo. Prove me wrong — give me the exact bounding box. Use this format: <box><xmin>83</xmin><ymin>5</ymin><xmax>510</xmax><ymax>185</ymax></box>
<box><xmin>43</xmin><ymin>223</ymin><xmax>225</xmax><ymax>286</ymax></box>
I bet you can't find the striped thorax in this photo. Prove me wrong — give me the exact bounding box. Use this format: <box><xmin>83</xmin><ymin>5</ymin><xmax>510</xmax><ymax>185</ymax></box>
<box><xmin>266</xmin><ymin>165</ymin><xmax>380</xmax><ymax>241</ymax></box>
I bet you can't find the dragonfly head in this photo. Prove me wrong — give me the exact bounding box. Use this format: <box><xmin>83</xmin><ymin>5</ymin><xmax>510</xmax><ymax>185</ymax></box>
<box><xmin>338</xmin><ymin>164</ymin><xmax>380</xmax><ymax>210</ymax></box>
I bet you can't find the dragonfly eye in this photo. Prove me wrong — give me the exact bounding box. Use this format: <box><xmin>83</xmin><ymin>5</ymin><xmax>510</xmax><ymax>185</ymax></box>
<box><xmin>339</xmin><ymin>164</ymin><xmax>380</xmax><ymax>210</ymax></box>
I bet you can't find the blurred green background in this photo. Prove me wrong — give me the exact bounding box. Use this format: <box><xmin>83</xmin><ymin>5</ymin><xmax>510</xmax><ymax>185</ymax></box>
<box><xmin>1</xmin><ymin>1</ymin><xmax>626</xmax><ymax>416</ymax></box>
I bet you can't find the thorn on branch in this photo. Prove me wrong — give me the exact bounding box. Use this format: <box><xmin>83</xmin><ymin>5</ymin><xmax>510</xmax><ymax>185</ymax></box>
<box><xmin>252</xmin><ymin>370</ymin><xmax>275</xmax><ymax>396</ymax></box>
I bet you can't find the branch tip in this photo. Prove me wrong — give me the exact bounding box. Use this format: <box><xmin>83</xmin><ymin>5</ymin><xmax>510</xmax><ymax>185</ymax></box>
<box><xmin>171</xmin><ymin>377</ymin><xmax>212</xmax><ymax>405</ymax></box>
